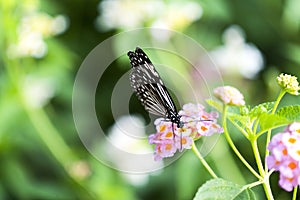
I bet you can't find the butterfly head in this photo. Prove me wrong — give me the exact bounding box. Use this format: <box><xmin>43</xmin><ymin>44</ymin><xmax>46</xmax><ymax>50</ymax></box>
<box><xmin>171</xmin><ymin>114</ymin><xmax>183</xmax><ymax>128</ymax></box>
<box><xmin>178</xmin><ymin>120</ymin><xmax>184</xmax><ymax>128</ymax></box>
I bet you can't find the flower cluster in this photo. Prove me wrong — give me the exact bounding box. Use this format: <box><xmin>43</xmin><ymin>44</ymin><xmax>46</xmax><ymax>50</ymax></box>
<box><xmin>149</xmin><ymin>103</ymin><xmax>223</xmax><ymax>161</ymax></box>
<box><xmin>213</xmin><ymin>86</ymin><xmax>245</xmax><ymax>106</ymax></box>
<box><xmin>7</xmin><ymin>9</ymin><xmax>68</xmax><ymax>58</ymax></box>
<box><xmin>276</xmin><ymin>73</ymin><xmax>300</xmax><ymax>95</ymax></box>
<box><xmin>266</xmin><ymin>122</ymin><xmax>300</xmax><ymax>191</ymax></box>
<box><xmin>96</xmin><ymin>0</ymin><xmax>202</xmax><ymax>40</ymax></box>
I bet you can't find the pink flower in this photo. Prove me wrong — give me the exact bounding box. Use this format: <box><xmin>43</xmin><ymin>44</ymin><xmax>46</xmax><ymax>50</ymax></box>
<box><xmin>149</xmin><ymin>103</ymin><xmax>223</xmax><ymax>161</ymax></box>
<box><xmin>266</xmin><ymin>122</ymin><xmax>300</xmax><ymax>192</ymax></box>
<box><xmin>213</xmin><ymin>86</ymin><xmax>245</xmax><ymax>106</ymax></box>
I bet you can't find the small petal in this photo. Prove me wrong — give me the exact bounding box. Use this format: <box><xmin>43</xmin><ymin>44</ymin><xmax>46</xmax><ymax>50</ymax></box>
<box><xmin>266</xmin><ymin>155</ymin><xmax>281</xmax><ymax>170</ymax></box>
<box><xmin>175</xmin><ymin>136</ymin><xmax>193</xmax><ymax>151</ymax></box>
<box><xmin>279</xmin><ymin>174</ymin><xmax>297</xmax><ymax>192</ymax></box>
<box><xmin>285</xmin><ymin>122</ymin><xmax>300</xmax><ymax>134</ymax></box>
<box><xmin>213</xmin><ymin>86</ymin><xmax>245</xmax><ymax>106</ymax></box>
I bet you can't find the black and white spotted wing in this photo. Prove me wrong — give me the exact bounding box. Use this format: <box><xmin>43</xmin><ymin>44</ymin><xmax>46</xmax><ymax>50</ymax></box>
<box><xmin>127</xmin><ymin>47</ymin><xmax>183</xmax><ymax>128</ymax></box>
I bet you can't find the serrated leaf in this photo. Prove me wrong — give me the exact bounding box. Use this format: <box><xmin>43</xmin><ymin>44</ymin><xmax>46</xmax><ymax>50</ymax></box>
<box><xmin>277</xmin><ymin>105</ymin><xmax>300</xmax><ymax>121</ymax></box>
<box><xmin>249</xmin><ymin>102</ymin><xmax>275</xmax><ymax>118</ymax></box>
<box><xmin>227</xmin><ymin>106</ymin><xmax>241</xmax><ymax>114</ymax></box>
<box><xmin>193</xmin><ymin>178</ymin><xmax>256</xmax><ymax>200</ymax></box>
<box><xmin>206</xmin><ymin>99</ymin><xmax>223</xmax><ymax>112</ymax></box>
<box><xmin>259</xmin><ymin>113</ymin><xmax>290</xmax><ymax>132</ymax></box>
<box><xmin>228</xmin><ymin>113</ymin><xmax>250</xmax><ymax>127</ymax></box>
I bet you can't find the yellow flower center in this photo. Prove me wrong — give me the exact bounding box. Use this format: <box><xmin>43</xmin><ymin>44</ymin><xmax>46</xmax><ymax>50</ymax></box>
<box><xmin>288</xmin><ymin>162</ymin><xmax>297</xmax><ymax>170</ymax></box>
<box><xmin>160</xmin><ymin>125</ymin><xmax>166</xmax><ymax>132</ymax></box>
<box><xmin>288</xmin><ymin>137</ymin><xmax>296</xmax><ymax>144</ymax></box>
<box><xmin>165</xmin><ymin>143</ymin><xmax>172</xmax><ymax>151</ymax></box>
<box><xmin>165</xmin><ymin>131</ymin><xmax>173</xmax><ymax>138</ymax></box>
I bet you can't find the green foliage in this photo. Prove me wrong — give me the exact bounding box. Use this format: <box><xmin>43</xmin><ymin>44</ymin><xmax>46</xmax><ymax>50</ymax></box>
<box><xmin>227</xmin><ymin>113</ymin><xmax>250</xmax><ymax>129</ymax></box>
<box><xmin>212</xmin><ymin>100</ymin><xmax>298</xmax><ymax>136</ymax></box>
<box><xmin>206</xmin><ymin>99</ymin><xmax>223</xmax><ymax>112</ymax></box>
<box><xmin>258</xmin><ymin>113</ymin><xmax>290</xmax><ymax>133</ymax></box>
<box><xmin>249</xmin><ymin>102</ymin><xmax>275</xmax><ymax>118</ymax></box>
<box><xmin>277</xmin><ymin>105</ymin><xmax>300</xmax><ymax>121</ymax></box>
<box><xmin>1</xmin><ymin>0</ymin><xmax>300</xmax><ymax>199</ymax></box>
<box><xmin>193</xmin><ymin>179</ymin><xmax>256</xmax><ymax>200</ymax></box>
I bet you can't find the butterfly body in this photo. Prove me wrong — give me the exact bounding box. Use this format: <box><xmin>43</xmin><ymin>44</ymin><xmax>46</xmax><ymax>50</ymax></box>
<box><xmin>128</xmin><ymin>47</ymin><xmax>183</xmax><ymax>128</ymax></box>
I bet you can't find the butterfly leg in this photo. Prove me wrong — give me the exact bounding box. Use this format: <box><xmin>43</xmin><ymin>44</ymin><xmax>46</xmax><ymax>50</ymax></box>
<box><xmin>172</xmin><ymin>122</ymin><xmax>182</xmax><ymax>151</ymax></box>
<box><xmin>172</xmin><ymin>122</ymin><xmax>175</xmax><ymax>140</ymax></box>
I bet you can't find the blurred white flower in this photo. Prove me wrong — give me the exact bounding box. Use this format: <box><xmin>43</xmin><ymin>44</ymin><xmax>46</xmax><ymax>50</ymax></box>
<box><xmin>152</xmin><ymin>1</ymin><xmax>202</xmax><ymax>29</ymax></box>
<box><xmin>51</xmin><ymin>15</ymin><xmax>69</xmax><ymax>35</ymax></box>
<box><xmin>22</xmin><ymin>76</ymin><xmax>56</xmax><ymax>108</ymax></box>
<box><xmin>209</xmin><ymin>25</ymin><xmax>264</xmax><ymax>79</ymax></box>
<box><xmin>96</xmin><ymin>0</ymin><xmax>202</xmax><ymax>36</ymax></box>
<box><xmin>151</xmin><ymin>1</ymin><xmax>202</xmax><ymax>41</ymax></box>
<box><xmin>7</xmin><ymin>12</ymin><xmax>68</xmax><ymax>58</ymax></box>
<box><xmin>7</xmin><ymin>32</ymin><xmax>47</xmax><ymax>58</ymax></box>
<box><xmin>108</xmin><ymin>115</ymin><xmax>152</xmax><ymax>154</ymax></box>
<box><xmin>19</xmin><ymin>13</ymin><xmax>68</xmax><ymax>37</ymax></box>
<box><xmin>96</xmin><ymin>0</ymin><xmax>160</xmax><ymax>30</ymax></box>
<box><xmin>105</xmin><ymin>115</ymin><xmax>163</xmax><ymax>186</ymax></box>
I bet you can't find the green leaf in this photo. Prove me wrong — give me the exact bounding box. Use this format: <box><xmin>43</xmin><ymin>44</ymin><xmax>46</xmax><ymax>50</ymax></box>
<box><xmin>277</xmin><ymin>105</ymin><xmax>300</xmax><ymax>121</ymax></box>
<box><xmin>193</xmin><ymin>178</ymin><xmax>256</xmax><ymax>200</ymax></box>
<box><xmin>258</xmin><ymin>113</ymin><xmax>290</xmax><ymax>133</ymax></box>
<box><xmin>206</xmin><ymin>99</ymin><xmax>223</xmax><ymax>112</ymax></box>
<box><xmin>227</xmin><ymin>106</ymin><xmax>241</xmax><ymax>115</ymax></box>
<box><xmin>226</xmin><ymin>105</ymin><xmax>251</xmax><ymax>128</ymax></box>
<box><xmin>228</xmin><ymin>113</ymin><xmax>250</xmax><ymax>128</ymax></box>
<box><xmin>240</xmin><ymin>105</ymin><xmax>250</xmax><ymax>116</ymax></box>
<box><xmin>249</xmin><ymin>102</ymin><xmax>275</xmax><ymax>118</ymax></box>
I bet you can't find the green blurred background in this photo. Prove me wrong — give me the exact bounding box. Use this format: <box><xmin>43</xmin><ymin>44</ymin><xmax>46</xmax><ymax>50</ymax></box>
<box><xmin>1</xmin><ymin>0</ymin><xmax>300</xmax><ymax>199</ymax></box>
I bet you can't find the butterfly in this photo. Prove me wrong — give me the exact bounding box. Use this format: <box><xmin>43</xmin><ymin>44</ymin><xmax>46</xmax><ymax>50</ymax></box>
<box><xmin>127</xmin><ymin>47</ymin><xmax>183</xmax><ymax>129</ymax></box>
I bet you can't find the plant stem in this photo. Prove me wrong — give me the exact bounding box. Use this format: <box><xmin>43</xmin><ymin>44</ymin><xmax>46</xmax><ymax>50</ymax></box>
<box><xmin>264</xmin><ymin>90</ymin><xmax>286</xmax><ymax>172</ymax></box>
<box><xmin>222</xmin><ymin>106</ymin><xmax>261</xmax><ymax>179</ymax></box>
<box><xmin>292</xmin><ymin>186</ymin><xmax>298</xmax><ymax>200</ymax></box>
<box><xmin>191</xmin><ymin>141</ymin><xmax>218</xmax><ymax>179</ymax></box>
<box><xmin>263</xmin><ymin>180</ymin><xmax>274</xmax><ymax>200</ymax></box>
<box><xmin>271</xmin><ymin>90</ymin><xmax>286</xmax><ymax>115</ymax></box>
<box><xmin>253</xmin><ymin>119</ymin><xmax>260</xmax><ymax>135</ymax></box>
<box><xmin>229</xmin><ymin>119</ymin><xmax>249</xmax><ymax>139</ymax></box>
<box><xmin>251</xmin><ymin>139</ymin><xmax>274</xmax><ymax>200</ymax></box>
<box><xmin>5</xmin><ymin>59</ymin><xmax>77</xmax><ymax>170</ymax></box>
<box><xmin>24</xmin><ymin>107</ymin><xmax>76</xmax><ymax>167</ymax></box>
<box><xmin>243</xmin><ymin>180</ymin><xmax>263</xmax><ymax>189</ymax></box>
<box><xmin>251</xmin><ymin>139</ymin><xmax>265</xmax><ymax>177</ymax></box>
<box><xmin>1</xmin><ymin>6</ymin><xmax>95</xmax><ymax>198</ymax></box>
<box><xmin>4</xmin><ymin>58</ymin><xmax>95</xmax><ymax>199</ymax></box>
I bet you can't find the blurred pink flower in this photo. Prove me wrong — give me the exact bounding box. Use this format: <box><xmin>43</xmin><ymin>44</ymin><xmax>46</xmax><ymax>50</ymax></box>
<box><xmin>266</xmin><ymin>122</ymin><xmax>300</xmax><ymax>192</ymax></box>
<box><xmin>214</xmin><ymin>86</ymin><xmax>245</xmax><ymax>106</ymax></box>
<box><xmin>149</xmin><ymin>103</ymin><xmax>223</xmax><ymax>161</ymax></box>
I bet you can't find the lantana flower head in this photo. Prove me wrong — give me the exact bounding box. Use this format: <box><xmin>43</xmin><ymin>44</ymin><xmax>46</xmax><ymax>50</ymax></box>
<box><xmin>149</xmin><ymin>103</ymin><xmax>223</xmax><ymax>161</ymax></box>
<box><xmin>213</xmin><ymin>86</ymin><xmax>245</xmax><ymax>106</ymax></box>
<box><xmin>266</xmin><ymin>122</ymin><xmax>300</xmax><ymax>191</ymax></box>
<box><xmin>276</xmin><ymin>73</ymin><xmax>300</xmax><ymax>95</ymax></box>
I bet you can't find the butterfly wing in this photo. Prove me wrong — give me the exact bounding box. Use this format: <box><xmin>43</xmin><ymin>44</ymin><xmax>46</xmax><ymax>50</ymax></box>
<box><xmin>128</xmin><ymin>47</ymin><xmax>178</xmax><ymax>117</ymax></box>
